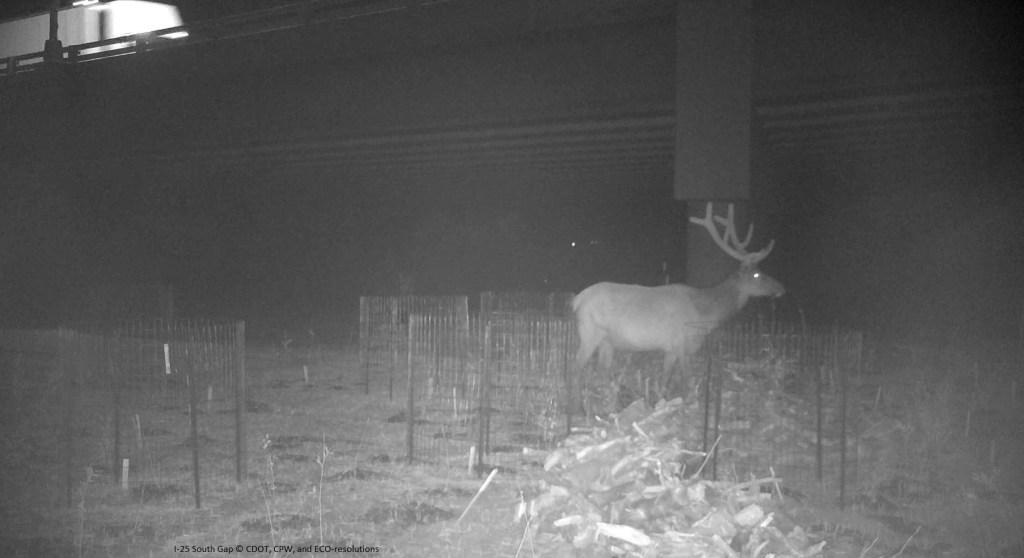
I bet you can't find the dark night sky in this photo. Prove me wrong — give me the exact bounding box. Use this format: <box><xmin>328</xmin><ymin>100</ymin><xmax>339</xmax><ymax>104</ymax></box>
<box><xmin>2</xmin><ymin>0</ymin><xmax>1023</xmax><ymax>345</ymax></box>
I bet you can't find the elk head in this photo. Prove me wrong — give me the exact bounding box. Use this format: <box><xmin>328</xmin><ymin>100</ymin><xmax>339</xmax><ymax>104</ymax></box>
<box><xmin>689</xmin><ymin>202</ymin><xmax>785</xmax><ymax>304</ymax></box>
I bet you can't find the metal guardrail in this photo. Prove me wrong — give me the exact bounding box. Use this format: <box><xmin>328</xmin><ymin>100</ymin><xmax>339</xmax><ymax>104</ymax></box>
<box><xmin>1</xmin><ymin>0</ymin><xmax>434</xmax><ymax>77</ymax></box>
<box><xmin>2</xmin><ymin>24</ymin><xmax>188</xmax><ymax>76</ymax></box>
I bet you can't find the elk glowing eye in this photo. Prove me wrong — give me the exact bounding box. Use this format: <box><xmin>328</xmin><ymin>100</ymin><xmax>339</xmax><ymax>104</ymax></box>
<box><xmin>753</xmin><ymin>273</ymin><xmax>760</xmax><ymax>279</ymax></box>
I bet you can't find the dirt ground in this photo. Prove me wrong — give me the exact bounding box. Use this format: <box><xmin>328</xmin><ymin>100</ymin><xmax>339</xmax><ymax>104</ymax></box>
<box><xmin>0</xmin><ymin>343</ymin><xmax>1021</xmax><ymax>557</ymax></box>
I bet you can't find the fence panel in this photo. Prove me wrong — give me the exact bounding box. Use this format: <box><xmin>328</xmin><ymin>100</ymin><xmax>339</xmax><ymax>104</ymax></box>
<box><xmin>480</xmin><ymin>291</ymin><xmax>575</xmax><ymax>317</ymax></box>
<box><xmin>475</xmin><ymin>313</ymin><xmax>575</xmax><ymax>471</ymax></box>
<box><xmin>404</xmin><ymin>313</ymin><xmax>481</xmax><ymax>471</ymax></box>
<box><xmin>403</xmin><ymin>312</ymin><xmax>576</xmax><ymax>472</ymax></box>
<box><xmin>358</xmin><ymin>295</ymin><xmax>469</xmax><ymax>397</ymax></box>
<box><xmin>701</xmin><ymin>321</ymin><xmax>863</xmax><ymax>506</ymax></box>
<box><xmin>58</xmin><ymin>319</ymin><xmax>245</xmax><ymax>508</ymax></box>
<box><xmin>358</xmin><ymin>293</ymin><xmax>865</xmax><ymax>505</ymax></box>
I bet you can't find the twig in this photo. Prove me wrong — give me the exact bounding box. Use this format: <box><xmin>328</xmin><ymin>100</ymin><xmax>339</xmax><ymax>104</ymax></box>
<box><xmin>76</xmin><ymin>466</ymin><xmax>95</xmax><ymax>558</ymax></box>
<box><xmin>770</xmin><ymin>466</ymin><xmax>784</xmax><ymax>502</ymax></box>
<box><xmin>455</xmin><ymin>468</ymin><xmax>498</xmax><ymax>526</ymax></box>
<box><xmin>513</xmin><ymin>517</ymin><xmax>534</xmax><ymax>558</ymax></box>
<box><xmin>258</xmin><ymin>481</ymin><xmax>276</xmax><ymax>546</ymax></box>
<box><xmin>694</xmin><ymin>435</ymin><xmax>722</xmax><ymax>478</ymax></box>
<box><xmin>316</xmin><ymin>435</ymin><xmax>332</xmax><ymax>545</ymax></box>
<box><xmin>889</xmin><ymin>526</ymin><xmax>921</xmax><ymax>558</ymax></box>
<box><xmin>857</xmin><ymin>537</ymin><xmax>879</xmax><ymax>558</ymax></box>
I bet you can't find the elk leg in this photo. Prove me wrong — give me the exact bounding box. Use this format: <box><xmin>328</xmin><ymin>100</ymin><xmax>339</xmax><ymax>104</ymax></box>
<box><xmin>574</xmin><ymin>320</ymin><xmax>601</xmax><ymax>371</ymax></box>
<box><xmin>571</xmin><ymin>337</ymin><xmax>600</xmax><ymax>415</ymax></box>
<box><xmin>575</xmin><ymin>343</ymin><xmax>596</xmax><ymax>371</ymax></box>
<box><xmin>597</xmin><ymin>341</ymin><xmax>614</xmax><ymax>370</ymax></box>
<box><xmin>662</xmin><ymin>352</ymin><xmax>679</xmax><ymax>396</ymax></box>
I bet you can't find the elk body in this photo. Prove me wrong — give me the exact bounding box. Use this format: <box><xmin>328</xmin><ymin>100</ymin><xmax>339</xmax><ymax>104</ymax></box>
<box><xmin>573</xmin><ymin>203</ymin><xmax>784</xmax><ymax>393</ymax></box>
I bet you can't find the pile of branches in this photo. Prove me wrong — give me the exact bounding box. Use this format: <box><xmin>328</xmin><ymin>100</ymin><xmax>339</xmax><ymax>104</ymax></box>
<box><xmin>517</xmin><ymin>397</ymin><xmax>825</xmax><ymax>557</ymax></box>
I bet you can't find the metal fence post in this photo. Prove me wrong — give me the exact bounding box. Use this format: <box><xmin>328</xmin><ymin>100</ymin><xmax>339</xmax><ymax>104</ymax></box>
<box><xmin>60</xmin><ymin>328</ymin><xmax>74</xmax><ymax>507</ymax></box>
<box><xmin>188</xmin><ymin>368</ymin><xmax>201</xmax><ymax>509</ymax></box>
<box><xmin>359</xmin><ymin>297</ymin><xmax>370</xmax><ymax>395</ymax></box>
<box><xmin>477</xmin><ymin>321</ymin><xmax>492</xmax><ymax>472</ymax></box>
<box><xmin>235</xmin><ymin>321</ymin><xmax>247</xmax><ymax>482</ymax></box>
<box><xmin>815</xmin><ymin>331</ymin><xmax>824</xmax><ymax>484</ymax></box>
<box><xmin>711</xmin><ymin>351</ymin><xmax>722</xmax><ymax>480</ymax></box>
<box><xmin>839</xmin><ymin>330</ymin><xmax>857</xmax><ymax>510</ymax></box>
<box><xmin>701</xmin><ymin>345</ymin><xmax>714</xmax><ymax>455</ymax></box>
<box><xmin>406</xmin><ymin>316</ymin><xmax>415</xmax><ymax>464</ymax></box>
<box><xmin>112</xmin><ymin>346</ymin><xmax>122</xmax><ymax>485</ymax></box>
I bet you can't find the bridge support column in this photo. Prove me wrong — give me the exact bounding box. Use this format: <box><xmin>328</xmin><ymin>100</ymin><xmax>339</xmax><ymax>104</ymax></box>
<box><xmin>673</xmin><ymin>0</ymin><xmax>754</xmax><ymax>286</ymax></box>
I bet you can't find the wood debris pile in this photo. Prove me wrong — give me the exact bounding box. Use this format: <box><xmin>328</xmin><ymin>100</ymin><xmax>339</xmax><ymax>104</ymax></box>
<box><xmin>517</xmin><ymin>397</ymin><xmax>825</xmax><ymax>557</ymax></box>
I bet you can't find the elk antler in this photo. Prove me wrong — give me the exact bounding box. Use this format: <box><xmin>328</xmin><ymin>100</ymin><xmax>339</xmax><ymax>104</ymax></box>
<box><xmin>689</xmin><ymin>203</ymin><xmax>775</xmax><ymax>264</ymax></box>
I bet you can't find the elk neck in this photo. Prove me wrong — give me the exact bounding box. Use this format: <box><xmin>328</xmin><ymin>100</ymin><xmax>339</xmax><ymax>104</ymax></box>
<box><xmin>691</xmin><ymin>271</ymin><xmax>751</xmax><ymax>325</ymax></box>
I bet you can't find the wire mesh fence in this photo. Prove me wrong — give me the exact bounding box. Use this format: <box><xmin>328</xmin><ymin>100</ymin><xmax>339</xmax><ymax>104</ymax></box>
<box><xmin>359</xmin><ymin>293</ymin><xmax>866</xmax><ymax>506</ymax></box>
<box><xmin>56</xmin><ymin>319</ymin><xmax>245</xmax><ymax>508</ymax></box>
<box><xmin>700</xmin><ymin>321</ymin><xmax>863</xmax><ymax>503</ymax></box>
<box><xmin>404</xmin><ymin>312</ymin><xmax>576</xmax><ymax>473</ymax></box>
<box><xmin>358</xmin><ymin>295</ymin><xmax>469</xmax><ymax>398</ymax></box>
<box><xmin>480</xmin><ymin>291</ymin><xmax>575</xmax><ymax>317</ymax></box>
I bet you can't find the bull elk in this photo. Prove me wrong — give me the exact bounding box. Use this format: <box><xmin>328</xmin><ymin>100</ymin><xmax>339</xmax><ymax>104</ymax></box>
<box><xmin>572</xmin><ymin>202</ymin><xmax>784</xmax><ymax>395</ymax></box>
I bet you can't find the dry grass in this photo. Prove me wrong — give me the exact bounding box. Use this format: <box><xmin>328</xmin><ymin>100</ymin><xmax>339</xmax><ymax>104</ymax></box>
<box><xmin>1</xmin><ymin>340</ymin><xmax>1022</xmax><ymax>557</ymax></box>
<box><xmin>0</xmin><ymin>345</ymin><xmax>546</xmax><ymax>557</ymax></box>
<box><xmin>841</xmin><ymin>341</ymin><xmax>1024</xmax><ymax>557</ymax></box>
